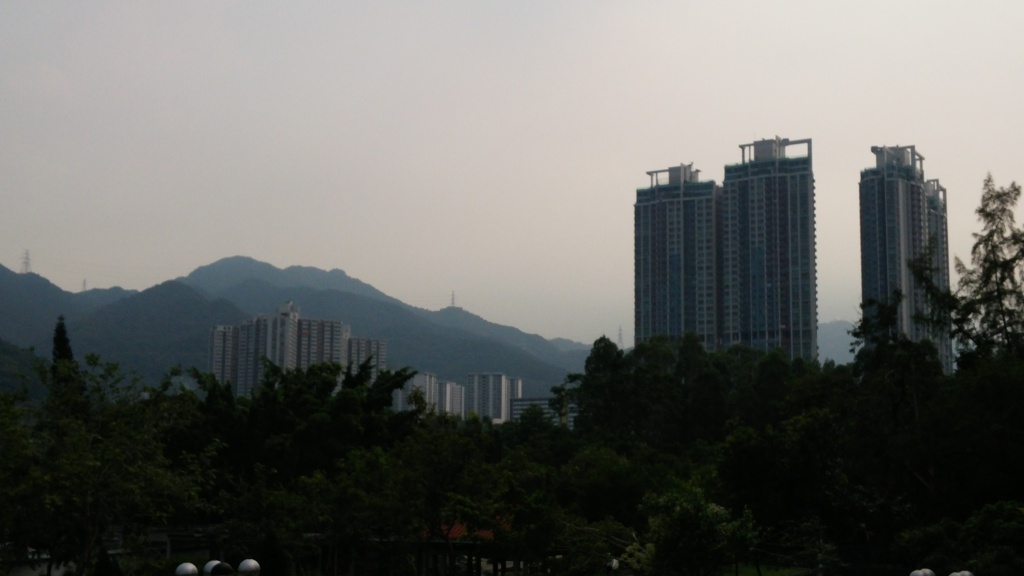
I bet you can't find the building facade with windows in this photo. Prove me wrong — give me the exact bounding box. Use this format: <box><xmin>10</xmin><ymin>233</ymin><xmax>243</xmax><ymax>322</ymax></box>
<box><xmin>510</xmin><ymin>396</ymin><xmax>572</xmax><ymax>427</ymax></box>
<box><xmin>859</xmin><ymin>145</ymin><xmax>952</xmax><ymax>371</ymax></box>
<box><xmin>298</xmin><ymin>318</ymin><xmax>349</xmax><ymax>371</ymax></box>
<box><xmin>721</xmin><ymin>137</ymin><xmax>817</xmax><ymax>360</ymax></box>
<box><xmin>634</xmin><ymin>163</ymin><xmax>721</xmax><ymax>350</ymax></box>
<box><xmin>440</xmin><ymin>380</ymin><xmax>465</xmax><ymax>418</ymax></box>
<box><xmin>348</xmin><ymin>338</ymin><xmax>387</xmax><ymax>381</ymax></box>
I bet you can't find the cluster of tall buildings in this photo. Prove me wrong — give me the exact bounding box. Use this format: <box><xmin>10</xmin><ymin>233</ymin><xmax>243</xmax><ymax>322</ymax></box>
<box><xmin>209</xmin><ymin>301</ymin><xmax>387</xmax><ymax>396</ymax></box>
<box><xmin>392</xmin><ymin>372</ymin><xmax>466</xmax><ymax>418</ymax></box>
<box><xmin>393</xmin><ymin>372</ymin><xmax>530</xmax><ymax>424</ymax></box>
<box><xmin>209</xmin><ymin>303</ymin><xmax>536</xmax><ymax>423</ymax></box>
<box><xmin>635</xmin><ymin>137</ymin><xmax>952</xmax><ymax>368</ymax></box>
<box><xmin>635</xmin><ymin>137</ymin><xmax>817</xmax><ymax>359</ymax></box>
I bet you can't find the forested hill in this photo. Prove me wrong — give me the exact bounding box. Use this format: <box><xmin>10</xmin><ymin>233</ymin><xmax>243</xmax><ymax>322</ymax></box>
<box><xmin>71</xmin><ymin>281</ymin><xmax>250</xmax><ymax>382</ymax></box>
<box><xmin>0</xmin><ymin>264</ymin><xmax>136</xmax><ymax>349</ymax></box>
<box><xmin>180</xmin><ymin>255</ymin><xmax>404</xmax><ymax>306</ymax></box>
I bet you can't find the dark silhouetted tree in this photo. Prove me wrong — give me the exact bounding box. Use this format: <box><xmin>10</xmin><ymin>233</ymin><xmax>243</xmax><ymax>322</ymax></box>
<box><xmin>952</xmin><ymin>175</ymin><xmax>1024</xmax><ymax>362</ymax></box>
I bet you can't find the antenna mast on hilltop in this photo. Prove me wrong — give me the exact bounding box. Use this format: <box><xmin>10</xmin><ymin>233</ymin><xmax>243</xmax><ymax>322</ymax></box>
<box><xmin>451</xmin><ymin>291</ymin><xmax>456</xmax><ymax>308</ymax></box>
<box><xmin>618</xmin><ymin>325</ymin><xmax>623</xmax><ymax>348</ymax></box>
<box><xmin>20</xmin><ymin>250</ymin><xmax>31</xmax><ymax>274</ymax></box>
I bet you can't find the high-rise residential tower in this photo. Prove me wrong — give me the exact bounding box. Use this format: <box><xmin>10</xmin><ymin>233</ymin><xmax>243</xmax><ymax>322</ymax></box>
<box><xmin>465</xmin><ymin>373</ymin><xmax>523</xmax><ymax>424</ymax></box>
<box><xmin>721</xmin><ymin>137</ymin><xmax>817</xmax><ymax>360</ymax></box>
<box><xmin>233</xmin><ymin>301</ymin><xmax>301</xmax><ymax>396</ymax></box>
<box><xmin>348</xmin><ymin>338</ymin><xmax>387</xmax><ymax>381</ymax></box>
<box><xmin>211</xmin><ymin>302</ymin><xmax>355</xmax><ymax>396</ymax></box>
<box><xmin>859</xmin><ymin>145</ymin><xmax>952</xmax><ymax>370</ymax></box>
<box><xmin>297</xmin><ymin>318</ymin><xmax>349</xmax><ymax>370</ymax></box>
<box><xmin>440</xmin><ymin>380</ymin><xmax>466</xmax><ymax>418</ymax></box>
<box><xmin>634</xmin><ymin>163</ymin><xmax>721</xmax><ymax>350</ymax></box>
<box><xmin>393</xmin><ymin>372</ymin><xmax>441</xmax><ymax>412</ymax></box>
<box><xmin>209</xmin><ymin>324</ymin><xmax>238</xmax><ymax>388</ymax></box>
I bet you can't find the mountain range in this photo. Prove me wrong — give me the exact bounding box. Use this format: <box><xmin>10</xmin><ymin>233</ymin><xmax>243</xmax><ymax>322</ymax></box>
<box><xmin>0</xmin><ymin>256</ymin><xmax>856</xmax><ymax>397</ymax></box>
<box><xmin>0</xmin><ymin>257</ymin><xmax>593</xmax><ymax>396</ymax></box>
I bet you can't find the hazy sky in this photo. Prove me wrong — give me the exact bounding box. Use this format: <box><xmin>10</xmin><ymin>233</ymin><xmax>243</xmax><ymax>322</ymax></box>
<box><xmin>3</xmin><ymin>2</ymin><xmax>1023</xmax><ymax>345</ymax></box>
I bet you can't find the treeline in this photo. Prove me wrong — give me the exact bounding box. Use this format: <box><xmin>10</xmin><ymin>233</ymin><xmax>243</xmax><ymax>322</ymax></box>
<box><xmin>2</xmin><ymin>176</ymin><xmax>1024</xmax><ymax>576</ymax></box>
<box><xmin>4</xmin><ymin>320</ymin><xmax>1023</xmax><ymax>576</ymax></box>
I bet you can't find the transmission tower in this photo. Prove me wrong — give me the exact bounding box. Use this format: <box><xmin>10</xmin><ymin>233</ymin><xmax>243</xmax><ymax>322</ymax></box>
<box><xmin>20</xmin><ymin>250</ymin><xmax>31</xmax><ymax>274</ymax></box>
<box><xmin>617</xmin><ymin>325</ymin><xmax>623</xmax><ymax>348</ymax></box>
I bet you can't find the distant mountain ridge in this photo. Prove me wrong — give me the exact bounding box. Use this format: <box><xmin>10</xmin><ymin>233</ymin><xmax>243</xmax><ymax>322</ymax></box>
<box><xmin>180</xmin><ymin>256</ymin><xmax>404</xmax><ymax>306</ymax></box>
<box><xmin>0</xmin><ymin>264</ymin><xmax>139</xmax><ymax>350</ymax></box>
<box><xmin>416</xmin><ymin>305</ymin><xmax>590</xmax><ymax>373</ymax></box>
<box><xmin>72</xmin><ymin>281</ymin><xmax>249</xmax><ymax>380</ymax></box>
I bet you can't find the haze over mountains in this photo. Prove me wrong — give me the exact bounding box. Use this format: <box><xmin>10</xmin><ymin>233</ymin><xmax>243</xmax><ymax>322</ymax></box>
<box><xmin>0</xmin><ymin>255</ymin><xmax>856</xmax><ymax>397</ymax></box>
